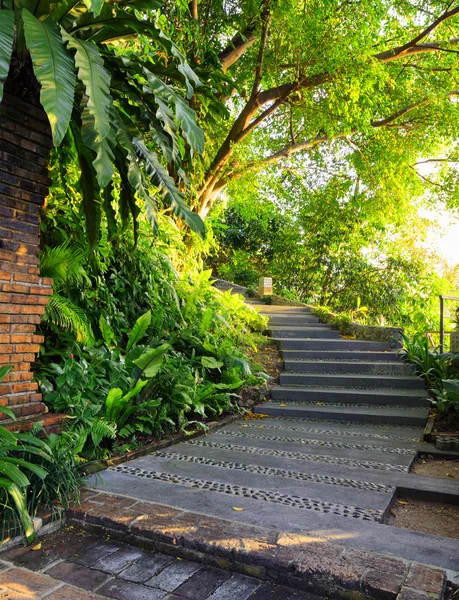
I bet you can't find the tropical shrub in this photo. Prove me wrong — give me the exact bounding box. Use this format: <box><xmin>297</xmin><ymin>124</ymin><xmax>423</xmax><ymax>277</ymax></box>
<box><xmin>0</xmin><ymin>0</ymin><xmax>206</xmax><ymax>244</ymax></box>
<box><xmin>0</xmin><ymin>367</ymin><xmax>81</xmax><ymax>543</ymax></box>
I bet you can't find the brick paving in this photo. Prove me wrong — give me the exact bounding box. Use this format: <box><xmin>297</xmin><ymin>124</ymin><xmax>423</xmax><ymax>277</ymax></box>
<box><xmin>0</xmin><ymin>528</ymin><xmax>319</xmax><ymax>600</ymax></box>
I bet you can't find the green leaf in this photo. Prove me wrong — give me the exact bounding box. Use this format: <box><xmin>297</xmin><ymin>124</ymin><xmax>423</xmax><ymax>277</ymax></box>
<box><xmin>0</xmin><ymin>478</ymin><xmax>36</xmax><ymax>543</ymax></box>
<box><xmin>201</xmin><ymin>356</ymin><xmax>224</xmax><ymax>369</ymax></box>
<box><xmin>1</xmin><ymin>457</ymin><xmax>48</xmax><ymax>481</ymax></box>
<box><xmin>0</xmin><ymin>426</ymin><xmax>17</xmax><ymax>445</ymax></box>
<box><xmin>0</xmin><ymin>11</ymin><xmax>15</xmax><ymax>103</ymax></box>
<box><xmin>0</xmin><ymin>460</ymin><xmax>30</xmax><ymax>488</ymax></box>
<box><xmin>105</xmin><ymin>387</ymin><xmax>123</xmax><ymax>421</ymax></box>
<box><xmin>0</xmin><ymin>365</ymin><xmax>13</xmax><ymax>384</ymax></box>
<box><xmin>81</xmin><ymin>0</ymin><xmax>104</xmax><ymax>16</ymax></box>
<box><xmin>103</xmin><ymin>183</ymin><xmax>117</xmax><ymax>241</ymax></box>
<box><xmin>133</xmin><ymin>343</ymin><xmax>169</xmax><ymax>378</ymax></box>
<box><xmin>126</xmin><ymin>310</ymin><xmax>151</xmax><ymax>353</ymax></box>
<box><xmin>61</xmin><ymin>31</ymin><xmax>112</xmax><ymax>143</ymax></box>
<box><xmin>22</xmin><ymin>10</ymin><xmax>76</xmax><ymax>146</ymax></box>
<box><xmin>70</xmin><ymin>122</ymin><xmax>101</xmax><ymax>248</ymax></box>
<box><xmin>99</xmin><ymin>314</ymin><xmax>115</xmax><ymax>347</ymax></box>
<box><xmin>132</xmin><ymin>138</ymin><xmax>205</xmax><ymax>238</ymax></box>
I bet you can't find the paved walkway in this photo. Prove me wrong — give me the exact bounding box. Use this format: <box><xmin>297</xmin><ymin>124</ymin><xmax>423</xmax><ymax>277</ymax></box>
<box><xmin>0</xmin><ymin>528</ymin><xmax>318</xmax><ymax>599</ymax></box>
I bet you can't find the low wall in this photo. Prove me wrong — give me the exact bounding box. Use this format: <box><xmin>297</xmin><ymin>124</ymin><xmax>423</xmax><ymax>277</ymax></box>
<box><xmin>309</xmin><ymin>308</ymin><xmax>404</xmax><ymax>349</ymax></box>
<box><xmin>211</xmin><ymin>279</ymin><xmax>404</xmax><ymax>348</ymax></box>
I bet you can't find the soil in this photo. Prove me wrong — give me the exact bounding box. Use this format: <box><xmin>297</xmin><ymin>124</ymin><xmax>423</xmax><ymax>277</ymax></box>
<box><xmin>445</xmin><ymin>581</ymin><xmax>459</xmax><ymax>600</ymax></box>
<box><xmin>432</xmin><ymin>411</ymin><xmax>459</xmax><ymax>434</ymax></box>
<box><xmin>412</xmin><ymin>457</ymin><xmax>459</xmax><ymax>479</ymax></box>
<box><xmin>387</xmin><ymin>497</ymin><xmax>459</xmax><ymax>540</ymax></box>
<box><xmin>237</xmin><ymin>340</ymin><xmax>282</xmax><ymax>410</ymax></box>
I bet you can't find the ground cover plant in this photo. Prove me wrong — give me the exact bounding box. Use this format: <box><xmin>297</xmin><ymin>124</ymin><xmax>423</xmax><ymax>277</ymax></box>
<box><xmin>400</xmin><ymin>333</ymin><xmax>459</xmax><ymax>423</ymax></box>
<box><xmin>0</xmin><ymin>367</ymin><xmax>81</xmax><ymax>544</ymax></box>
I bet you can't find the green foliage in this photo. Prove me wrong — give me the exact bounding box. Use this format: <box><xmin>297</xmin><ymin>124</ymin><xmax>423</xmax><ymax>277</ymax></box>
<box><xmin>40</xmin><ymin>243</ymin><xmax>94</xmax><ymax>345</ymax></box>
<box><xmin>209</xmin><ymin>183</ymin><xmax>458</xmax><ymax>334</ymax></box>
<box><xmin>0</xmin><ymin>368</ymin><xmax>80</xmax><ymax>544</ymax></box>
<box><xmin>401</xmin><ymin>333</ymin><xmax>459</xmax><ymax>416</ymax></box>
<box><xmin>1</xmin><ymin>0</ymin><xmax>206</xmax><ymax>240</ymax></box>
<box><xmin>35</xmin><ymin>236</ymin><xmax>267</xmax><ymax>459</ymax></box>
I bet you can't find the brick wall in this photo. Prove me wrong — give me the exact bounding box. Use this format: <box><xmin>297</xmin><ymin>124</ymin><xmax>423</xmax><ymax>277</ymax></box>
<box><xmin>0</xmin><ymin>81</ymin><xmax>55</xmax><ymax>426</ymax></box>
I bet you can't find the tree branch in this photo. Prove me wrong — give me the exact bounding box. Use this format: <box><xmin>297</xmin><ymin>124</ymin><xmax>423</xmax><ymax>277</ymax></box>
<box><xmin>219</xmin><ymin>27</ymin><xmax>258</xmax><ymax>72</ymax></box>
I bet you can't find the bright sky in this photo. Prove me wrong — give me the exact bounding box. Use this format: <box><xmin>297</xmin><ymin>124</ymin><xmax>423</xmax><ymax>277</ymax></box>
<box><xmin>428</xmin><ymin>214</ymin><xmax>459</xmax><ymax>267</ymax></box>
<box><xmin>415</xmin><ymin>162</ymin><xmax>459</xmax><ymax>268</ymax></box>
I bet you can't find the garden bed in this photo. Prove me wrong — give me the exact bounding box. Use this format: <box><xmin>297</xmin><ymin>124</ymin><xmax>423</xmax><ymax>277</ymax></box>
<box><xmin>387</xmin><ymin>496</ymin><xmax>459</xmax><ymax>540</ymax></box>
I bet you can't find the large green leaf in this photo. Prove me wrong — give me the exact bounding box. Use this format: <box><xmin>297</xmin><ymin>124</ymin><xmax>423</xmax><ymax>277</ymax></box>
<box><xmin>61</xmin><ymin>31</ymin><xmax>111</xmax><ymax>143</ymax></box>
<box><xmin>0</xmin><ymin>478</ymin><xmax>36</xmax><ymax>543</ymax></box>
<box><xmin>0</xmin><ymin>460</ymin><xmax>30</xmax><ymax>488</ymax></box>
<box><xmin>80</xmin><ymin>95</ymin><xmax>115</xmax><ymax>188</ymax></box>
<box><xmin>132</xmin><ymin>138</ymin><xmax>205</xmax><ymax>238</ymax></box>
<box><xmin>143</xmin><ymin>71</ymin><xmax>204</xmax><ymax>155</ymax></box>
<box><xmin>82</xmin><ymin>0</ymin><xmax>104</xmax><ymax>16</ymax></box>
<box><xmin>0</xmin><ymin>11</ymin><xmax>15</xmax><ymax>103</ymax></box>
<box><xmin>126</xmin><ymin>310</ymin><xmax>151</xmax><ymax>353</ymax></box>
<box><xmin>133</xmin><ymin>343</ymin><xmax>170</xmax><ymax>378</ymax></box>
<box><xmin>70</xmin><ymin>122</ymin><xmax>101</xmax><ymax>248</ymax></box>
<box><xmin>22</xmin><ymin>10</ymin><xmax>76</xmax><ymax>146</ymax></box>
<box><xmin>1</xmin><ymin>457</ymin><xmax>48</xmax><ymax>480</ymax></box>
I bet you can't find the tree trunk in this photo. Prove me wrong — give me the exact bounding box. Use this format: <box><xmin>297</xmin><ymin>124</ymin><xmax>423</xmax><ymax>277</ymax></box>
<box><xmin>0</xmin><ymin>70</ymin><xmax>62</xmax><ymax>433</ymax></box>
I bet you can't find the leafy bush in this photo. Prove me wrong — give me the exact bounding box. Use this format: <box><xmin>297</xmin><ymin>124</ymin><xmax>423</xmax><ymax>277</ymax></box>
<box><xmin>0</xmin><ymin>367</ymin><xmax>81</xmax><ymax>543</ymax></box>
<box><xmin>431</xmin><ymin>380</ymin><xmax>459</xmax><ymax>416</ymax></box>
<box><xmin>400</xmin><ymin>333</ymin><xmax>450</xmax><ymax>388</ymax></box>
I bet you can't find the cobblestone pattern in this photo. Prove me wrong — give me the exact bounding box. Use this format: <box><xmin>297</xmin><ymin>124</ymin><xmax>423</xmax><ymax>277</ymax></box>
<box><xmin>112</xmin><ymin>465</ymin><xmax>384</xmax><ymax>522</ymax></box>
<box><xmin>215</xmin><ymin>429</ymin><xmax>417</xmax><ymax>455</ymax></box>
<box><xmin>241</xmin><ymin>421</ymin><xmax>420</xmax><ymax>442</ymax></box>
<box><xmin>271</xmin><ymin>416</ymin><xmax>420</xmax><ymax>431</ymax></box>
<box><xmin>186</xmin><ymin>439</ymin><xmax>409</xmax><ymax>472</ymax></box>
<box><xmin>155</xmin><ymin>451</ymin><xmax>394</xmax><ymax>493</ymax></box>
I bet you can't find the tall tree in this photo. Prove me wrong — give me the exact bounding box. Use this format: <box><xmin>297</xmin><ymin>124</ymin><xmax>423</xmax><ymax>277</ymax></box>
<box><xmin>168</xmin><ymin>0</ymin><xmax>459</xmax><ymax>216</ymax></box>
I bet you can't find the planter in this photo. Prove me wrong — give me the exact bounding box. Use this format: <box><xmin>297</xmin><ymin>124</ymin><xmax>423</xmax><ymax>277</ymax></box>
<box><xmin>450</xmin><ymin>331</ymin><xmax>459</xmax><ymax>353</ymax></box>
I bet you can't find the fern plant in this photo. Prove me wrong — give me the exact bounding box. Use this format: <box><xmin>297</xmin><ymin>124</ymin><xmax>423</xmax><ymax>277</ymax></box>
<box><xmin>40</xmin><ymin>242</ymin><xmax>94</xmax><ymax>345</ymax></box>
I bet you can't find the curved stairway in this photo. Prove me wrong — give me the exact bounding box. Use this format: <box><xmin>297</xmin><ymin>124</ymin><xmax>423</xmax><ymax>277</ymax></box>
<box><xmin>250</xmin><ymin>301</ymin><xmax>430</xmax><ymax>427</ymax></box>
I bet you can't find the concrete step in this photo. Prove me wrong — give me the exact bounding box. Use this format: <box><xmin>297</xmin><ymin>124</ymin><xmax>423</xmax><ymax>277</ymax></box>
<box><xmin>282</xmin><ymin>350</ymin><xmax>401</xmax><ymax>361</ymax></box>
<box><xmin>279</xmin><ymin>372</ymin><xmax>425</xmax><ymax>390</ymax></box>
<box><xmin>283</xmin><ymin>359</ymin><xmax>414</xmax><ymax>375</ymax></box>
<box><xmin>274</xmin><ymin>338</ymin><xmax>391</xmax><ymax>351</ymax></box>
<box><xmin>268</xmin><ymin>327</ymin><xmax>340</xmax><ymax>339</ymax></box>
<box><xmin>255</xmin><ymin>305</ymin><xmax>313</xmax><ymax>313</ymax></box>
<box><xmin>268</xmin><ymin>315</ymin><xmax>320</xmax><ymax>324</ymax></box>
<box><xmin>254</xmin><ymin>402</ymin><xmax>429</xmax><ymax>426</ymax></box>
<box><xmin>271</xmin><ymin>385</ymin><xmax>429</xmax><ymax>407</ymax></box>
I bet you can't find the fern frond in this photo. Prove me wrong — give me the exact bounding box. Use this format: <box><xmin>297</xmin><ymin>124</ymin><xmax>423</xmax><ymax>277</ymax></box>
<box><xmin>40</xmin><ymin>241</ymin><xmax>87</xmax><ymax>287</ymax></box>
<box><xmin>45</xmin><ymin>294</ymin><xmax>94</xmax><ymax>345</ymax></box>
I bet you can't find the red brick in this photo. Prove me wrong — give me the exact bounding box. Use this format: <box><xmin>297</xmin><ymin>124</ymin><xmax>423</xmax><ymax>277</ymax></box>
<box><xmin>1</xmin><ymin>282</ymin><xmax>30</xmax><ymax>294</ymax></box>
<box><xmin>15</xmin><ymin>344</ymin><xmax>41</xmax><ymax>353</ymax></box>
<box><xmin>13</xmin><ymin>382</ymin><xmax>38</xmax><ymax>393</ymax></box>
<box><xmin>13</xmin><ymin>272</ymin><xmax>40</xmax><ymax>284</ymax></box>
<box><xmin>29</xmin><ymin>285</ymin><xmax>53</xmax><ymax>296</ymax></box>
<box><xmin>0</xmin><ymin>271</ymin><xmax>11</xmax><ymax>280</ymax></box>
<box><xmin>20</xmin><ymin>305</ymin><xmax>46</xmax><ymax>315</ymax></box>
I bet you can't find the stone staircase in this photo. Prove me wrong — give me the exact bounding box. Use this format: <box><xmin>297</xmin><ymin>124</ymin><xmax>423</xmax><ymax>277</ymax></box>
<box><xmin>248</xmin><ymin>300</ymin><xmax>430</xmax><ymax>428</ymax></box>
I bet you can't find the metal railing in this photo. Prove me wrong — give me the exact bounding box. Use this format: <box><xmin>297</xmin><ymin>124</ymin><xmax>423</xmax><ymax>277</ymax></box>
<box><xmin>439</xmin><ymin>295</ymin><xmax>459</xmax><ymax>353</ymax></box>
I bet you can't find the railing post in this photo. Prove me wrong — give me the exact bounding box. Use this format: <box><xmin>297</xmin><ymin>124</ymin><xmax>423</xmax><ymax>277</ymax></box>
<box><xmin>439</xmin><ymin>295</ymin><xmax>445</xmax><ymax>354</ymax></box>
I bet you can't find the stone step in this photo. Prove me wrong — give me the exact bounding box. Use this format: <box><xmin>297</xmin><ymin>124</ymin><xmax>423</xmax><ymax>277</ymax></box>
<box><xmin>282</xmin><ymin>350</ymin><xmax>401</xmax><ymax>361</ymax></box>
<box><xmin>274</xmin><ymin>338</ymin><xmax>391</xmax><ymax>351</ymax></box>
<box><xmin>268</xmin><ymin>315</ymin><xmax>320</xmax><ymax>324</ymax></box>
<box><xmin>271</xmin><ymin>386</ymin><xmax>429</xmax><ymax>407</ymax></box>
<box><xmin>279</xmin><ymin>372</ymin><xmax>425</xmax><ymax>390</ymax></box>
<box><xmin>283</xmin><ymin>360</ymin><xmax>414</xmax><ymax>375</ymax></box>
<box><xmin>268</xmin><ymin>327</ymin><xmax>340</xmax><ymax>339</ymax></box>
<box><xmin>255</xmin><ymin>305</ymin><xmax>312</xmax><ymax>313</ymax></box>
<box><xmin>254</xmin><ymin>402</ymin><xmax>429</xmax><ymax>426</ymax></box>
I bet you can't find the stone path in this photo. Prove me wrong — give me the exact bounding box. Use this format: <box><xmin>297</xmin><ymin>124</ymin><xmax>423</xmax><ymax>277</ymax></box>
<box><xmin>0</xmin><ymin>528</ymin><xmax>317</xmax><ymax>599</ymax></box>
<box><xmin>72</xmin><ymin>296</ymin><xmax>459</xmax><ymax>598</ymax></box>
